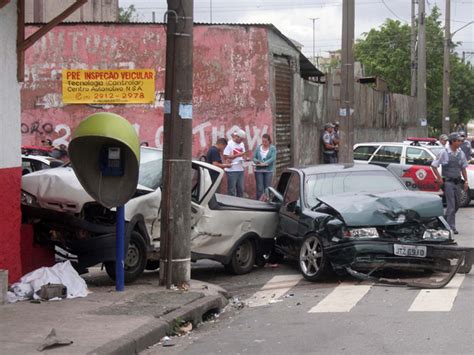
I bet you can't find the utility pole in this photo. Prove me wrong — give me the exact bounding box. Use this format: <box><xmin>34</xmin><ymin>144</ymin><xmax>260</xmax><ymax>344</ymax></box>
<box><xmin>160</xmin><ymin>0</ymin><xmax>193</xmax><ymax>288</ymax></box>
<box><xmin>410</xmin><ymin>0</ymin><xmax>417</xmax><ymax>97</ymax></box>
<box><xmin>442</xmin><ymin>0</ymin><xmax>451</xmax><ymax>134</ymax></box>
<box><xmin>210</xmin><ymin>0</ymin><xmax>212</xmax><ymax>23</ymax></box>
<box><xmin>417</xmin><ymin>0</ymin><xmax>427</xmax><ymax>128</ymax></box>
<box><xmin>339</xmin><ymin>0</ymin><xmax>354</xmax><ymax>163</ymax></box>
<box><xmin>310</xmin><ymin>17</ymin><xmax>319</xmax><ymax>65</ymax></box>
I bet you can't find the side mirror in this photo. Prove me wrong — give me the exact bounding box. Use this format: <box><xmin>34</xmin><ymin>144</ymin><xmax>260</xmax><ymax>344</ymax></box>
<box><xmin>267</xmin><ymin>187</ymin><xmax>283</xmax><ymax>204</ymax></box>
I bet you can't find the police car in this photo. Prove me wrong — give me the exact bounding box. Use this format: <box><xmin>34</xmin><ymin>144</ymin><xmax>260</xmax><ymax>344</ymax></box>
<box><xmin>22</xmin><ymin>155</ymin><xmax>63</xmax><ymax>175</ymax></box>
<box><xmin>353</xmin><ymin>138</ymin><xmax>474</xmax><ymax>207</ymax></box>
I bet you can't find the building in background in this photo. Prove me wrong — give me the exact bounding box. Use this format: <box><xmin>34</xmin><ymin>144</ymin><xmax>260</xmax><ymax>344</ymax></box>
<box><xmin>25</xmin><ymin>0</ymin><xmax>118</xmax><ymax>22</ymax></box>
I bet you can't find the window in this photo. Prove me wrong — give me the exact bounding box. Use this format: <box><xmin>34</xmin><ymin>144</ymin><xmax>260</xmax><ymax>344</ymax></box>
<box><xmin>354</xmin><ymin>145</ymin><xmax>378</xmax><ymax>161</ymax></box>
<box><xmin>22</xmin><ymin>160</ymin><xmax>33</xmax><ymax>175</ymax></box>
<box><xmin>371</xmin><ymin>146</ymin><xmax>402</xmax><ymax>164</ymax></box>
<box><xmin>406</xmin><ymin>147</ymin><xmax>433</xmax><ymax>166</ymax></box>
<box><xmin>305</xmin><ymin>171</ymin><xmax>404</xmax><ymax>207</ymax></box>
<box><xmin>283</xmin><ymin>173</ymin><xmax>301</xmax><ymax>213</ymax></box>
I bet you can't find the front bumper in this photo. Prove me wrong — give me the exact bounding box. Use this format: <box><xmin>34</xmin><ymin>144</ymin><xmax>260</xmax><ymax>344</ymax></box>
<box><xmin>325</xmin><ymin>240</ymin><xmax>473</xmax><ymax>274</ymax></box>
<box><xmin>22</xmin><ymin>205</ymin><xmax>119</xmax><ymax>268</ymax></box>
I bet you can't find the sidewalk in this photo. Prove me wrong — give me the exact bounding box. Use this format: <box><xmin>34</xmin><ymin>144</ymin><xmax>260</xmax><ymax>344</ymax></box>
<box><xmin>0</xmin><ymin>269</ymin><xmax>229</xmax><ymax>355</ymax></box>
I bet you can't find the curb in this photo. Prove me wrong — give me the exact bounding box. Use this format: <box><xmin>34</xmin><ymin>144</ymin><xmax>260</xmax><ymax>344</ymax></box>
<box><xmin>89</xmin><ymin>293</ymin><xmax>228</xmax><ymax>355</ymax></box>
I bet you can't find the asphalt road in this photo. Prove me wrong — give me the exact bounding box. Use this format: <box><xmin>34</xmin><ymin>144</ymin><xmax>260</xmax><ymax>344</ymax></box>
<box><xmin>143</xmin><ymin>205</ymin><xmax>474</xmax><ymax>355</ymax></box>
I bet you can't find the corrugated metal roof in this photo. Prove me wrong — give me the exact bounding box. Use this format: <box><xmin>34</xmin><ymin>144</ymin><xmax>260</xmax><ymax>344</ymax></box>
<box><xmin>26</xmin><ymin>21</ymin><xmax>324</xmax><ymax>77</ymax></box>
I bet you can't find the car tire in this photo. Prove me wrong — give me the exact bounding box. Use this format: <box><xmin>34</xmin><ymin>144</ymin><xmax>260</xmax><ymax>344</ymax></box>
<box><xmin>105</xmin><ymin>231</ymin><xmax>148</xmax><ymax>283</ymax></box>
<box><xmin>459</xmin><ymin>189</ymin><xmax>471</xmax><ymax>208</ymax></box>
<box><xmin>225</xmin><ymin>238</ymin><xmax>256</xmax><ymax>275</ymax></box>
<box><xmin>298</xmin><ymin>234</ymin><xmax>330</xmax><ymax>282</ymax></box>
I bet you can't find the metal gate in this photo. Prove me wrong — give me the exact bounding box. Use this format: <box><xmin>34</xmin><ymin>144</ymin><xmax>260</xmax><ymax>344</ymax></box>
<box><xmin>273</xmin><ymin>55</ymin><xmax>292</xmax><ymax>177</ymax></box>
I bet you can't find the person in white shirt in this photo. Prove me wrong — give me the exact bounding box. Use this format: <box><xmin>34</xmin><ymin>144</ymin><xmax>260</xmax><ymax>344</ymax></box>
<box><xmin>223</xmin><ymin>129</ymin><xmax>247</xmax><ymax>197</ymax></box>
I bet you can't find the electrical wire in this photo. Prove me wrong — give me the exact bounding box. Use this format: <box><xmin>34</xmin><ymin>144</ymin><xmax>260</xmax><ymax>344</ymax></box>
<box><xmin>380</xmin><ymin>0</ymin><xmax>409</xmax><ymax>23</ymax></box>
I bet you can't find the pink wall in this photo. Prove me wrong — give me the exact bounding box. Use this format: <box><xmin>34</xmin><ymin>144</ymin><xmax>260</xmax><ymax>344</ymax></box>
<box><xmin>21</xmin><ymin>24</ymin><xmax>273</xmax><ymax>197</ymax></box>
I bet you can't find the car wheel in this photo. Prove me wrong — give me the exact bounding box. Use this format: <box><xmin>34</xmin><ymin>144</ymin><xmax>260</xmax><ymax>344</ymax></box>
<box><xmin>225</xmin><ymin>239</ymin><xmax>256</xmax><ymax>275</ymax></box>
<box><xmin>459</xmin><ymin>189</ymin><xmax>471</xmax><ymax>207</ymax></box>
<box><xmin>299</xmin><ymin>234</ymin><xmax>329</xmax><ymax>281</ymax></box>
<box><xmin>105</xmin><ymin>231</ymin><xmax>148</xmax><ymax>283</ymax></box>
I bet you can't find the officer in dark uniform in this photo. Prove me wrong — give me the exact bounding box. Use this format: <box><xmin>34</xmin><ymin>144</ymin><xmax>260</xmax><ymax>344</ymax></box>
<box><xmin>431</xmin><ymin>132</ymin><xmax>469</xmax><ymax>234</ymax></box>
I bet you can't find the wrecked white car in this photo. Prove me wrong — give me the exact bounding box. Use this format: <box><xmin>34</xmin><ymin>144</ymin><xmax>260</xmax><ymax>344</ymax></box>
<box><xmin>21</xmin><ymin>147</ymin><xmax>279</xmax><ymax>282</ymax></box>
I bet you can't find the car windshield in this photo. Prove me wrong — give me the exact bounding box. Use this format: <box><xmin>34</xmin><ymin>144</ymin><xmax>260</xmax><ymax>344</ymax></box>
<box><xmin>305</xmin><ymin>170</ymin><xmax>405</xmax><ymax>207</ymax></box>
<box><xmin>138</xmin><ymin>148</ymin><xmax>163</xmax><ymax>190</ymax></box>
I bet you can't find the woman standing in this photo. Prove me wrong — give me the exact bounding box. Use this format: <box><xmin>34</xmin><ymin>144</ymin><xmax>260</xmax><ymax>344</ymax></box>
<box><xmin>253</xmin><ymin>133</ymin><xmax>277</xmax><ymax>200</ymax></box>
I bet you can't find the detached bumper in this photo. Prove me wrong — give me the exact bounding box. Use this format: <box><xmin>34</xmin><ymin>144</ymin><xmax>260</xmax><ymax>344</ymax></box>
<box><xmin>326</xmin><ymin>240</ymin><xmax>473</xmax><ymax>274</ymax></box>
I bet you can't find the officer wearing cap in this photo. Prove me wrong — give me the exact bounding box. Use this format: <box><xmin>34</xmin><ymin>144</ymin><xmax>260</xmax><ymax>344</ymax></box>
<box><xmin>321</xmin><ymin>123</ymin><xmax>338</xmax><ymax>164</ymax></box>
<box><xmin>431</xmin><ymin>132</ymin><xmax>469</xmax><ymax>234</ymax></box>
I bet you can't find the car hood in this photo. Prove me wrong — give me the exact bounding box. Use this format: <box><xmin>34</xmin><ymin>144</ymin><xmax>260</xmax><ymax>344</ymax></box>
<box><xmin>316</xmin><ymin>190</ymin><xmax>443</xmax><ymax>227</ymax></box>
<box><xmin>22</xmin><ymin>167</ymin><xmax>153</xmax><ymax>214</ymax></box>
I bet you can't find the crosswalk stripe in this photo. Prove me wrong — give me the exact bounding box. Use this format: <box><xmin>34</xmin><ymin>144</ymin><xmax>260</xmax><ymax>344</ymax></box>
<box><xmin>408</xmin><ymin>274</ymin><xmax>465</xmax><ymax>312</ymax></box>
<box><xmin>247</xmin><ymin>274</ymin><xmax>303</xmax><ymax>307</ymax></box>
<box><xmin>308</xmin><ymin>283</ymin><xmax>372</xmax><ymax>313</ymax></box>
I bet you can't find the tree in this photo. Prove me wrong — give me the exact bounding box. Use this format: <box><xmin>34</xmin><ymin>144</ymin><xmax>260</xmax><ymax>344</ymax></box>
<box><xmin>354</xmin><ymin>6</ymin><xmax>474</xmax><ymax>129</ymax></box>
<box><xmin>119</xmin><ymin>4</ymin><xmax>138</xmax><ymax>23</ymax></box>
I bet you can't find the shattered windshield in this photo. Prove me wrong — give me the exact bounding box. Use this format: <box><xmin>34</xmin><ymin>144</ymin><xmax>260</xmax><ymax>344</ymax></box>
<box><xmin>138</xmin><ymin>148</ymin><xmax>163</xmax><ymax>190</ymax></box>
<box><xmin>305</xmin><ymin>170</ymin><xmax>405</xmax><ymax>207</ymax></box>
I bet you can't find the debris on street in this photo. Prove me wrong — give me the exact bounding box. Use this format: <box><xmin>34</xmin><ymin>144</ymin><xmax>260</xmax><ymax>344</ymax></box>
<box><xmin>8</xmin><ymin>261</ymin><xmax>88</xmax><ymax>303</ymax></box>
<box><xmin>37</xmin><ymin>328</ymin><xmax>73</xmax><ymax>352</ymax></box>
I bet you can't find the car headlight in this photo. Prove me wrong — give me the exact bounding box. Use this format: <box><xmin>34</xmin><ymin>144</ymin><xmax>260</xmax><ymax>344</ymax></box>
<box><xmin>423</xmin><ymin>229</ymin><xmax>451</xmax><ymax>240</ymax></box>
<box><xmin>21</xmin><ymin>190</ymin><xmax>38</xmax><ymax>206</ymax></box>
<box><xmin>345</xmin><ymin>227</ymin><xmax>379</xmax><ymax>239</ymax></box>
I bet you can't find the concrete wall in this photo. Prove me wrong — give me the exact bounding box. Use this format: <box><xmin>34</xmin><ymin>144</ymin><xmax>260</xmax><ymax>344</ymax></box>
<box><xmin>294</xmin><ymin>70</ymin><xmax>426</xmax><ymax>166</ymax></box>
<box><xmin>25</xmin><ymin>0</ymin><xmax>118</xmax><ymax>22</ymax></box>
<box><xmin>22</xmin><ymin>24</ymin><xmax>274</xmax><ymax>197</ymax></box>
<box><xmin>0</xmin><ymin>0</ymin><xmax>22</xmax><ymax>284</ymax></box>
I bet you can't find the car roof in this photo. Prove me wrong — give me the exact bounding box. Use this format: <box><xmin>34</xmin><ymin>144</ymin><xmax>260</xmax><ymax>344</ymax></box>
<box><xmin>287</xmin><ymin>163</ymin><xmax>387</xmax><ymax>175</ymax></box>
<box><xmin>21</xmin><ymin>155</ymin><xmax>62</xmax><ymax>165</ymax></box>
<box><xmin>354</xmin><ymin>142</ymin><xmax>442</xmax><ymax>148</ymax></box>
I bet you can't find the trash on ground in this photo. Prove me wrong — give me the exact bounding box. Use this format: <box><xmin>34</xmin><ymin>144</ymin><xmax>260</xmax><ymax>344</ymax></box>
<box><xmin>161</xmin><ymin>336</ymin><xmax>176</xmax><ymax>347</ymax></box>
<box><xmin>8</xmin><ymin>261</ymin><xmax>88</xmax><ymax>302</ymax></box>
<box><xmin>37</xmin><ymin>328</ymin><xmax>73</xmax><ymax>352</ymax></box>
<box><xmin>228</xmin><ymin>297</ymin><xmax>245</xmax><ymax>310</ymax></box>
<box><xmin>179</xmin><ymin>322</ymin><xmax>193</xmax><ymax>334</ymax></box>
<box><xmin>268</xmin><ymin>299</ymin><xmax>282</xmax><ymax>304</ymax></box>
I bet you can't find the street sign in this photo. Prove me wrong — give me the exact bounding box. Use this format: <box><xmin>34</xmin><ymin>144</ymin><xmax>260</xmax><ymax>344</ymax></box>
<box><xmin>62</xmin><ymin>69</ymin><xmax>155</xmax><ymax>104</ymax></box>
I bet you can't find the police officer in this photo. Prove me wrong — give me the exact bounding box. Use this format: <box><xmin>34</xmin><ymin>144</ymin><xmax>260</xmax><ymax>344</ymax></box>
<box><xmin>431</xmin><ymin>132</ymin><xmax>469</xmax><ymax>234</ymax></box>
<box><xmin>321</xmin><ymin>123</ymin><xmax>338</xmax><ymax>164</ymax></box>
<box><xmin>459</xmin><ymin>131</ymin><xmax>472</xmax><ymax>163</ymax></box>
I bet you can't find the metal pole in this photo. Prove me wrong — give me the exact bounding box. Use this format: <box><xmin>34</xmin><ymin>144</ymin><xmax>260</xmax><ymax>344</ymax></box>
<box><xmin>417</xmin><ymin>0</ymin><xmax>427</xmax><ymax>127</ymax></box>
<box><xmin>210</xmin><ymin>0</ymin><xmax>212</xmax><ymax>23</ymax></box>
<box><xmin>410</xmin><ymin>0</ymin><xmax>417</xmax><ymax>97</ymax></box>
<box><xmin>442</xmin><ymin>0</ymin><xmax>451</xmax><ymax>134</ymax></box>
<box><xmin>310</xmin><ymin>17</ymin><xmax>319</xmax><ymax>64</ymax></box>
<box><xmin>160</xmin><ymin>0</ymin><xmax>193</xmax><ymax>288</ymax></box>
<box><xmin>152</xmin><ymin>11</ymin><xmax>156</xmax><ymax>23</ymax></box>
<box><xmin>115</xmin><ymin>205</ymin><xmax>125</xmax><ymax>291</ymax></box>
<box><xmin>338</xmin><ymin>0</ymin><xmax>354</xmax><ymax>164</ymax></box>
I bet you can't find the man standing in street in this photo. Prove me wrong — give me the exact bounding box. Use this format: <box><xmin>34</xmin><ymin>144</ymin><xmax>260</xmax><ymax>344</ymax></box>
<box><xmin>459</xmin><ymin>132</ymin><xmax>472</xmax><ymax>163</ymax></box>
<box><xmin>321</xmin><ymin>123</ymin><xmax>338</xmax><ymax>164</ymax></box>
<box><xmin>431</xmin><ymin>132</ymin><xmax>469</xmax><ymax>234</ymax></box>
<box><xmin>438</xmin><ymin>134</ymin><xmax>449</xmax><ymax>149</ymax></box>
<box><xmin>224</xmin><ymin>129</ymin><xmax>247</xmax><ymax>197</ymax></box>
<box><xmin>206</xmin><ymin>138</ymin><xmax>231</xmax><ymax>183</ymax></box>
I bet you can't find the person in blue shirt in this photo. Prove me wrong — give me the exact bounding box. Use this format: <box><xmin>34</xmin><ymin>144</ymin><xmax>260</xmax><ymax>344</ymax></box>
<box><xmin>253</xmin><ymin>133</ymin><xmax>277</xmax><ymax>200</ymax></box>
<box><xmin>206</xmin><ymin>138</ymin><xmax>231</xmax><ymax>182</ymax></box>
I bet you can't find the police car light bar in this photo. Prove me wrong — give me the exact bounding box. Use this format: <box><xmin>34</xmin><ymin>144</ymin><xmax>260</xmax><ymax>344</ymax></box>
<box><xmin>406</xmin><ymin>137</ymin><xmax>437</xmax><ymax>142</ymax></box>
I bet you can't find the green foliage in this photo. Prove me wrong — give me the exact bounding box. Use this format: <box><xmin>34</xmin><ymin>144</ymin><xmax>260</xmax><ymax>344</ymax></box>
<box><xmin>119</xmin><ymin>5</ymin><xmax>137</xmax><ymax>23</ymax></box>
<box><xmin>354</xmin><ymin>5</ymin><xmax>474</xmax><ymax>128</ymax></box>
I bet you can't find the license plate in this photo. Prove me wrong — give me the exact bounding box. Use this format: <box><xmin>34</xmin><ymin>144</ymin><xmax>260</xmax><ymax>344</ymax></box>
<box><xmin>393</xmin><ymin>244</ymin><xmax>427</xmax><ymax>258</ymax></box>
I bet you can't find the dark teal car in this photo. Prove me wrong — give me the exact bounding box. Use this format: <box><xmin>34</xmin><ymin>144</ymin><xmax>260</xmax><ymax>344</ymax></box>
<box><xmin>269</xmin><ymin>164</ymin><xmax>472</xmax><ymax>285</ymax></box>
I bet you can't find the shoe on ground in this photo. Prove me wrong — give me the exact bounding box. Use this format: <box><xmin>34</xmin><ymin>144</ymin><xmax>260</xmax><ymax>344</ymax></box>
<box><xmin>452</xmin><ymin>229</ymin><xmax>459</xmax><ymax>235</ymax></box>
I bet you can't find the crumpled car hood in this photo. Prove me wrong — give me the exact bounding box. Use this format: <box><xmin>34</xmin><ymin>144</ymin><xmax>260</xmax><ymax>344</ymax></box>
<box><xmin>317</xmin><ymin>190</ymin><xmax>443</xmax><ymax>227</ymax></box>
<box><xmin>22</xmin><ymin>167</ymin><xmax>152</xmax><ymax>214</ymax></box>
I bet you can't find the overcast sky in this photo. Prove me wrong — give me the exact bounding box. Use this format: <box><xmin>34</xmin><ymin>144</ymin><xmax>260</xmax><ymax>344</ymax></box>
<box><xmin>120</xmin><ymin>0</ymin><xmax>473</xmax><ymax>60</ymax></box>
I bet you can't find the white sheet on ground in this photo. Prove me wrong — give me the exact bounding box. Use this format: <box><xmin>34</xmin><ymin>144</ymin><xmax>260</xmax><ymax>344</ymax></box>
<box><xmin>10</xmin><ymin>261</ymin><xmax>88</xmax><ymax>301</ymax></box>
